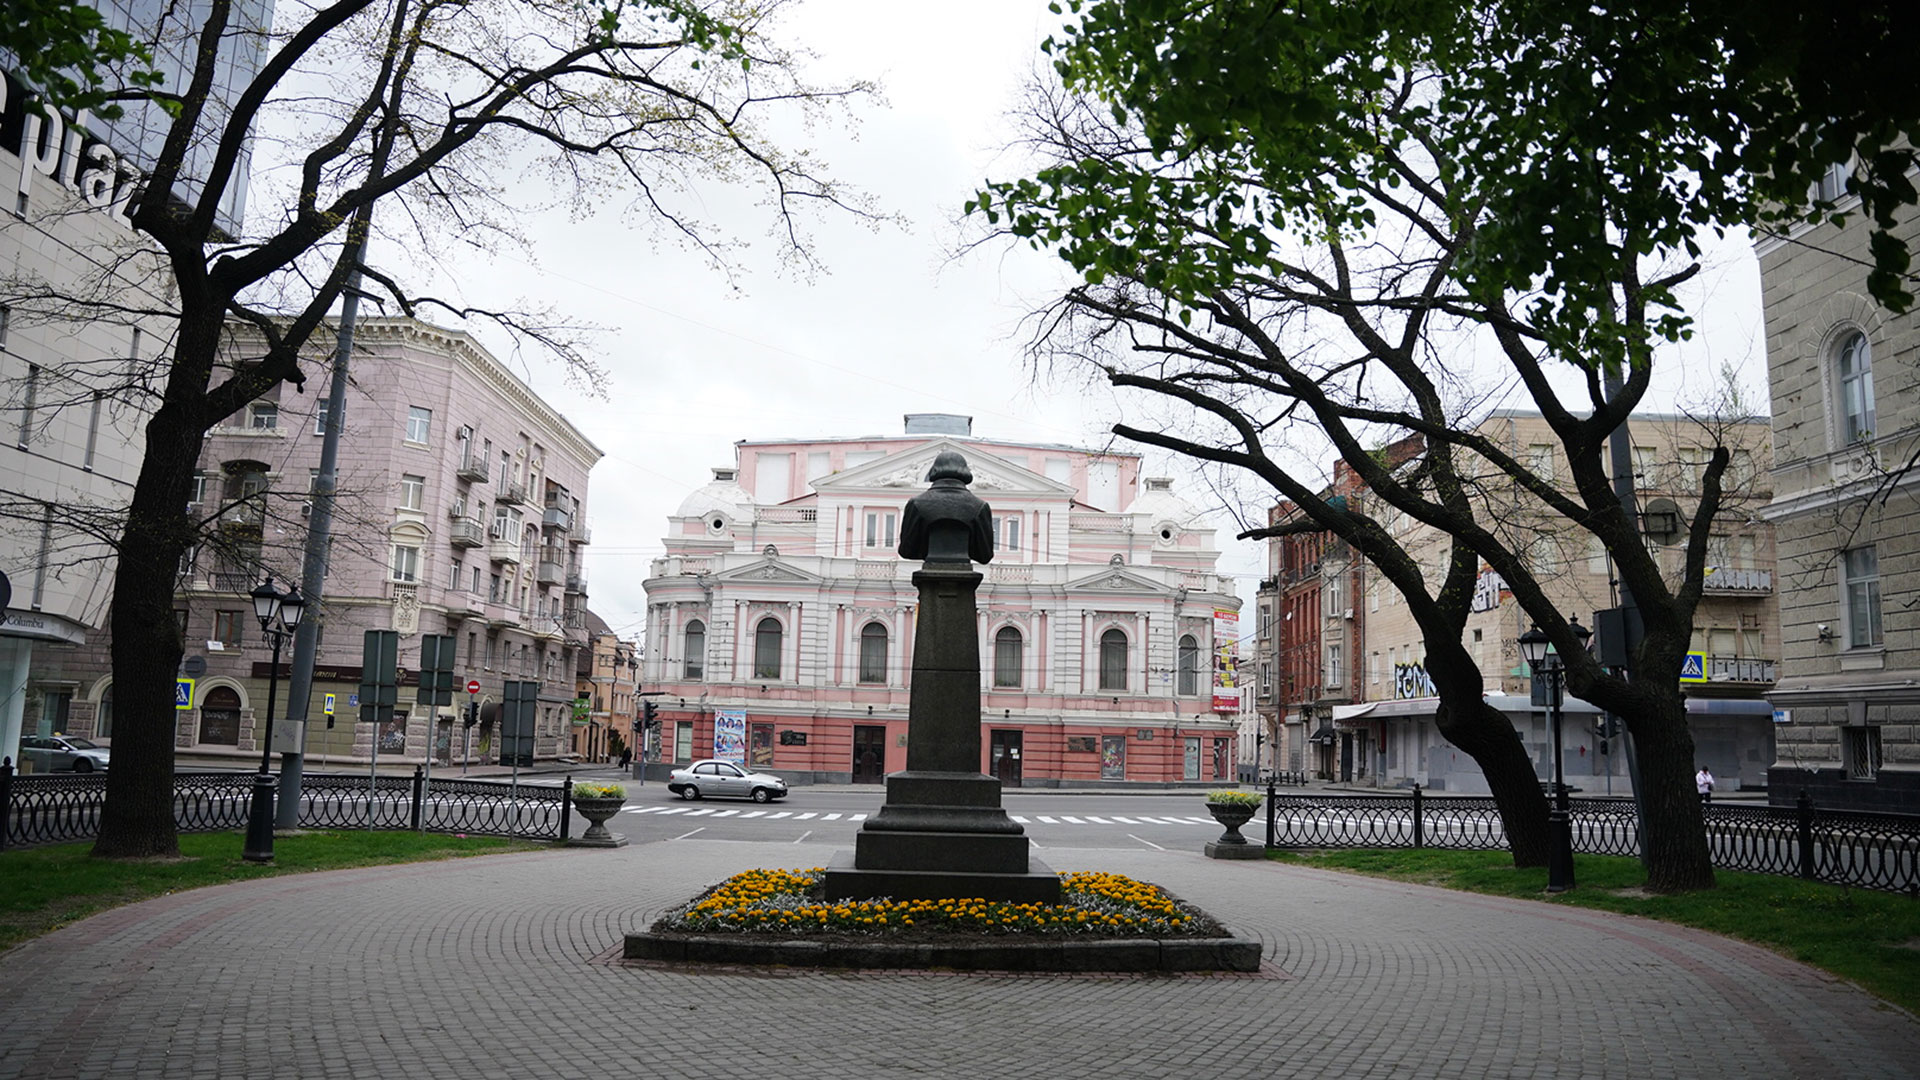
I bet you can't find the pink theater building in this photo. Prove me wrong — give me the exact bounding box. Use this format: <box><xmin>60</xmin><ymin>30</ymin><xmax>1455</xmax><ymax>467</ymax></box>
<box><xmin>640</xmin><ymin>415</ymin><xmax>1244</xmax><ymax>786</ymax></box>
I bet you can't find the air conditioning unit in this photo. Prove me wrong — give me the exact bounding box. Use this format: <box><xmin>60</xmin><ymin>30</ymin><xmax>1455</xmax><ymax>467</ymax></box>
<box><xmin>489</xmin><ymin>522</ymin><xmax>507</xmax><ymax>538</ymax></box>
<box><xmin>449</xmin><ymin>498</ymin><xmax>467</xmax><ymax>519</ymax></box>
<box><xmin>1342</xmin><ymin>609</ymin><xmax>1354</xmax><ymax>619</ymax></box>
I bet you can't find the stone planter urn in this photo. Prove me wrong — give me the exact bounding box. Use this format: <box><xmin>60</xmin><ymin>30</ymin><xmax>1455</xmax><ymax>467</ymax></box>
<box><xmin>1203</xmin><ymin>799</ymin><xmax>1264</xmax><ymax>860</ymax></box>
<box><xmin>570</xmin><ymin>795</ymin><xmax>628</xmax><ymax>848</ymax></box>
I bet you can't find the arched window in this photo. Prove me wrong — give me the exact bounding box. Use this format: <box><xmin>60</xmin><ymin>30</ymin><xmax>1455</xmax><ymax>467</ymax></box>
<box><xmin>1099</xmin><ymin>628</ymin><xmax>1129</xmax><ymax>691</ymax></box>
<box><xmin>754</xmin><ymin>617</ymin><xmax>783</xmax><ymax>680</ymax></box>
<box><xmin>994</xmin><ymin>627</ymin><xmax>1024</xmax><ymax>688</ymax></box>
<box><xmin>95</xmin><ymin>683</ymin><xmax>113</xmax><ymax>739</ymax></box>
<box><xmin>683</xmin><ymin>620</ymin><xmax>705</xmax><ymax>681</ymax></box>
<box><xmin>1836</xmin><ymin>330</ymin><xmax>1876</xmax><ymax>445</ymax></box>
<box><xmin>1177</xmin><ymin>634</ymin><xmax>1201</xmax><ymax>697</ymax></box>
<box><xmin>199</xmin><ymin>686</ymin><xmax>242</xmax><ymax>745</ymax></box>
<box><xmin>859</xmin><ymin>623</ymin><xmax>888</xmax><ymax>684</ymax></box>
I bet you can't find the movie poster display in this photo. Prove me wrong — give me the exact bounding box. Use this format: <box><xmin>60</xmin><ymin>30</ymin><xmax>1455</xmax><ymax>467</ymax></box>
<box><xmin>713</xmin><ymin>709</ymin><xmax>747</xmax><ymax>765</ymax></box>
<box><xmin>1213</xmin><ymin>607</ymin><xmax>1240</xmax><ymax>713</ymax></box>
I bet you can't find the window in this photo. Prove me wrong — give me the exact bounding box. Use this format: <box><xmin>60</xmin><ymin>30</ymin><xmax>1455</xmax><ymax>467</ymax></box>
<box><xmin>1325</xmin><ymin>643</ymin><xmax>1343</xmax><ymax>688</ymax></box>
<box><xmin>684</xmin><ymin>620</ymin><xmax>705</xmax><ymax>680</ymax></box>
<box><xmin>1177</xmin><ymin>634</ymin><xmax>1201</xmax><ymax>696</ymax></box>
<box><xmin>754</xmin><ymin>617</ymin><xmax>783</xmax><ymax>680</ymax></box>
<box><xmin>248</xmin><ymin>402</ymin><xmax>278</xmax><ymax>429</ymax></box>
<box><xmin>198</xmin><ymin>686</ymin><xmax>242</xmax><ymax>745</ymax></box>
<box><xmin>392</xmin><ymin>544</ymin><xmax>421</xmax><ymax>583</ymax></box>
<box><xmin>1836</xmin><ymin>330</ymin><xmax>1875</xmax><ymax>444</ymax></box>
<box><xmin>1815</xmin><ymin>160</ymin><xmax>1850</xmax><ymax>203</ymax></box>
<box><xmin>16</xmin><ymin>363</ymin><xmax>37</xmax><ymax>447</ymax></box>
<box><xmin>308</xmin><ymin>468</ymin><xmax>323</xmax><ymax>494</ymax></box>
<box><xmin>82</xmin><ymin>391</ymin><xmax>103</xmax><ymax>469</ymax></box>
<box><xmin>1002</xmin><ymin>516</ymin><xmax>1022</xmax><ymax>552</ymax></box>
<box><xmin>213</xmin><ymin>610</ymin><xmax>243</xmax><ymax>647</ymax></box>
<box><xmin>406</xmin><ymin>406</ymin><xmax>432</xmax><ymax>443</ymax></box>
<box><xmin>399</xmin><ymin>474</ymin><xmax>426</xmax><ymax>510</ymax></box>
<box><xmin>994</xmin><ymin>627</ymin><xmax>1023</xmax><ymax>688</ymax></box>
<box><xmin>1632</xmin><ymin>445</ymin><xmax>1658</xmax><ymax>491</ymax></box>
<box><xmin>450</xmin><ymin>561</ymin><xmax>464</xmax><ymax>589</ymax></box>
<box><xmin>1098</xmin><ymin>628</ymin><xmax>1129</xmax><ymax>691</ymax></box>
<box><xmin>859</xmin><ymin>622</ymin><xmax>888</xmax><ymax>684</ymax></box>
<box><xmin>95</xmin><ymin>683</ymin><xmax>113</xmax><ymax>739</ymax></box>
<box><xmin>1844</xmin><ymin>726</ymin><xmax>1882</xmax><ymax>781</ymax></box>
<box><xmin>1528</xmin><ymin>537</ymin><xmax>1559</xmax><ymax>575</ymax></box>
<box><xmin>190</xmin><ymin>472</ymin><xmax>209</xmax><ymax>504</ymax></box>
<box><xmin>864</xmin><ymin>511</ymin><xmax>897</xmax><ymax>549</ymax></box>
<box><xmin>1527</xmin><ymin>443</ymin><xmax>1555</xmax><ymax>482</ymax></box>
<box><xmin>1843</xmin><ymin>546</ymin><xmax>1882</xmax><ymax>648</ymax></box>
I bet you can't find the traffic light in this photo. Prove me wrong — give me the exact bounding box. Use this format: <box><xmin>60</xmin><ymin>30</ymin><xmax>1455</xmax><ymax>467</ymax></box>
<box><xmin>643</xmin><ymin>700</ymin><xmax>659</xmax><ymax>730</ymax></box>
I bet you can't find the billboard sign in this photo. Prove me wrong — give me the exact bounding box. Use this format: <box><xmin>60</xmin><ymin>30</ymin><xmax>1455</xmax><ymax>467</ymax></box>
<box><xmin>713</xmin><ymin>709</ymin><xmax>747</xmax><ymax>765</ymax></box>
<box><xmin>1212</xmin><ymin>607</ymin><xmax>1240</xmax><ymax>713</ymax></box>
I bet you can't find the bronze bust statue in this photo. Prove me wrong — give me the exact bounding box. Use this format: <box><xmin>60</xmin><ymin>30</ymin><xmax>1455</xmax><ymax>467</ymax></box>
<box><xmin>898</xmin><ymin>450</ymin><xmax>994</xmax><ymax>565</ymax></box>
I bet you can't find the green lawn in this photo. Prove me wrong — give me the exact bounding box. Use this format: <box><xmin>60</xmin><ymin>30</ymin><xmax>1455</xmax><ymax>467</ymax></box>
<box><xmin>1270</xmin><ymin>848</ymin><xmax>1920</xmax><ymax>1014</ymax></box>
<box><xmin>0</xmin><ymin>831</ymin><xmax>544</xmax><ymax>952</ymax></box>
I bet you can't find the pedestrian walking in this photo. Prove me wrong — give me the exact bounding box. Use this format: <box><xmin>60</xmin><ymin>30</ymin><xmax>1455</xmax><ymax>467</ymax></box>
<box><xmin>620</xmin><ymin>747</ymin><xmax>633</xmax><ymax>770</ymax></box>
<box><xmin>1695</xmin><ymin>765</ymin><xmax>1715</xmax><ymax>804</ymax></box>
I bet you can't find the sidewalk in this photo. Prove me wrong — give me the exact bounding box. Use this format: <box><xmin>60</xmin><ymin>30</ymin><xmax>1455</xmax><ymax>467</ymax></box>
<box><xmin>1</xmin><ymin>837</ymin><xmax>1912</xmax><ymax>1079</ymax></box>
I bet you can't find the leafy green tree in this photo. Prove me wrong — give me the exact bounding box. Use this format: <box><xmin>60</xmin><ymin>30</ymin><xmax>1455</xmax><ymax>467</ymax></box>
<box><xmin>5</xmin><ymin>0</ymin><xmax>872</xmax><ymax>858</ymax></box>
<box><xmin>1</xmin><ymin>0</ymin><xmax>164</xmax><ymax>117</ymax></box>
<box><xmin>968</xmin><ymin>0</ymin><xmax>1883</xmax><ymax>890</ymax></box>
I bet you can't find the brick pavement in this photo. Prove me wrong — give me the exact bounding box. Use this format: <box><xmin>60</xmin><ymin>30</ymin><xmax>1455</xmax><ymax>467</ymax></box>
<box><xmin>1</xmin><ymin>840</ymin><xmax>1915</xmax><ymax>1079</ymax></box>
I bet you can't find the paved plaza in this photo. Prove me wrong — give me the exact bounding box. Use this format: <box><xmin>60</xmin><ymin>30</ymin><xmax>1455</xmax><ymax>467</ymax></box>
<box><xmin>2</xmin><ymin>839</ymin><xmax>1915</xmax><ymax>1079</ymax></box>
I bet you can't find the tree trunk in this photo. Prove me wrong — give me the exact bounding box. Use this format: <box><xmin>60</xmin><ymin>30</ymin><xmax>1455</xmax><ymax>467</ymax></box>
<box><xmin>1623</xmin><ymin>686</ymin><xmax>1715</xmax><ymax>892</ymax></box>
<box><xmin>91</xmin><ymin>327</ymin><xmax>219</xmax><ymax>859</ymax></box>
<box><xmin>1428</xmin><ymin>641</ymin><xmax>1550</xmax><ymax>866</ymax></box>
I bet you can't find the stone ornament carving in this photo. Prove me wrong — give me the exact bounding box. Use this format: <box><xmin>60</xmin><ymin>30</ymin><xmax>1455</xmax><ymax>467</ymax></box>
<box><xmin>392</xmin><ymin>584</ymin><xmax>420</xmax><ymax>636</ymax></box>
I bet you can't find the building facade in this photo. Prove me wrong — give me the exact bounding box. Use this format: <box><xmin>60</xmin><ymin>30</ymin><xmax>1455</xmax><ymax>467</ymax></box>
<box><xmin>640</xmin><ymin>415</ymin><xmax>1244</xmax><ymax>786</ymax></box>
<box><xmin>35</xmin><ymin>317</ymin><xmax>600</xmax><ymax>769</ymax></box>
<box><xmin>575</xmin><ymin>611</ymin><xmax>638</xmax><ymax>764</ymax></box>
<box><xmin>1759</xmin><ymin>190</ymin><xmax>1920</xmax><ymax>810</ymax></box>
<box><xmin>1269</xmin><ymin>411</ymin><xmax>1779</xmax><ymax>793</ymax></box>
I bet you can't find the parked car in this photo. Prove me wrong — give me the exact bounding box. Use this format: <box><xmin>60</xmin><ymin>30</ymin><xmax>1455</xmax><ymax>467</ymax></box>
<box><xmin>19</xmin><ymin>734</ymin><xmax>111</xmax><ymax>773</ymax></box>
<box><xmin>666</xmin><ymin>759</ymin><xmax>788</xmax><ymax>802</ymax></box>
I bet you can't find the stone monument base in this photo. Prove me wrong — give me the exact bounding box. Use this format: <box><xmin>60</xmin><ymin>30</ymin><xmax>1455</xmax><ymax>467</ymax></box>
<box><xmin>1204</xmin><ymin>840</ymin><xmax>1265</xmax><ymax>860</ymax></box>
<box><xmin>821</xmin><ymin>850</ymin><xmax>1064</xmax><ymax>904</ymax></box>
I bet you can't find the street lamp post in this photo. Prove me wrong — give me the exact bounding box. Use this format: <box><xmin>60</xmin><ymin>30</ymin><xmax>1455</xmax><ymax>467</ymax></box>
<box><xmin>1518</xmin><ymin>618</ymin><xmax>1591</xmax><ymax>893</ymax></box>
<box><xmin>243</xmin><ymin>577</ymin><xmax>305</xmax><ymax>863</ymax></box>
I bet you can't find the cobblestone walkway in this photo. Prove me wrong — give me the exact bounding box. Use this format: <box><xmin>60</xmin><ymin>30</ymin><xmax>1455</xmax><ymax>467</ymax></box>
<box><xmin>2</xmin><ymin>841</ymin><xmax>1914</xmax><ymax>1079</ymax></box>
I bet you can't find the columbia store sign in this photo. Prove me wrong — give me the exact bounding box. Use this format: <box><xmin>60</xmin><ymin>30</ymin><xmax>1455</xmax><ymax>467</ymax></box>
<box><xmin>2</xmin><ymin>71</ymin><xmax>147</xmax><ymax>229</ymax></box>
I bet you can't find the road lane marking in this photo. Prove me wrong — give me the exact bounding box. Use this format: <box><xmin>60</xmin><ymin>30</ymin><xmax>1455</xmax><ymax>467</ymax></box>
<box><xmin>1128</xmin><ymin>834</ymin><xmax>1165</xmax><ymax>850</ymax></box>
<box><xmin>672</xmin><ymin>827</ymin><xmax>706</xmax><ymax>840</ymax></box>
<box><xmin>795</xmin><ymin>831</ymin><xmax>811</xmax><ymax>843</ymax></box>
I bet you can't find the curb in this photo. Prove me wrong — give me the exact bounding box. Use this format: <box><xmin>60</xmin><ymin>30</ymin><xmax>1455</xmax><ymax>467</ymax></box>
<box><xmin>622</xmin><ymin>930</ymin><xmax>1263</xmax><ymax>973</ymax></box>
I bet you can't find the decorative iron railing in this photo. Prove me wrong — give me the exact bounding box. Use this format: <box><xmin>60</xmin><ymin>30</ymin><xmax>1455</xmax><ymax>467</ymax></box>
<box><xmin>2</xmin><ymin>760</ymin><xmax>575</xmax><ymax>849</ymax></box>
<box><xmin>1261</xmin><ymin>785</ymin><xmax>1920</xmax><ymax>897</ymax></box>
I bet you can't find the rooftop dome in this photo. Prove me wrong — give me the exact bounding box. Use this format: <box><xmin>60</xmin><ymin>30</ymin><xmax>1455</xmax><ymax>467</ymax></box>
<box><xmin>1131</xmin><ymin>477</ymin><xmax>1205</xmax><ymax>544</ymax></box>
<box><xmin>676</xmin><ymin>466</ymin><xmax>752</xmax><ymax>521</ymax></box>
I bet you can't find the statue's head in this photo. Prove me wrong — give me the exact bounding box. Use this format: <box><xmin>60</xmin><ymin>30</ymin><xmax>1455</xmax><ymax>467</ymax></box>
<box><xmin>925</xmin><ymin>450</ymin><xmax>972</xmax><ymax>484</ymax></box>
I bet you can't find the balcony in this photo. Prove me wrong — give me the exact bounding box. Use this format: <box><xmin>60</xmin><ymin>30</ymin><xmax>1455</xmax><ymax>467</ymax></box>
<box><xmin>537</xmin><ymin>559</ymin><xmax>565</xmax><ymax>586</ymax></box>
<box><xmin>455</xmin><ymin>455</ymin><xmax>489</xmax><ymax>483</ymax></box>
<box><xmin>488</xmin><ymin>606</ymin><xmax>523</xmax><ymax>630</ymax></box>
<box><xmin>531</xmin><ymin>614</ymin><xmax>565</xmax><ymax>640</ymax></box>
<box><xmin>571</xmin><ymin>524</ymin><xmax>591</xmax><ymax>545</ymax></box>
<box><xmin>565</xmin><ymin>566</ymin><xmax>588</xmax><ymax>594</ymax></box>
<box><xmin>1703</xmin><ymin>567</ymin><xmax>1772</xmax><ymax>595</ymax></box>
<box><xmin>449</xmin><ymin>518</ymin><xmax>486</xmax><ymax>549</ymax></box>
<box><xmin>541</xmin><ymin>506</ymin><xmax>572</xmax><ymax>532</ymax></box>
<box><xmin>1706</xmin><ymin>655</ymin><xmax>1777</xmax><ymax>685</ymax></box>
<box><xmin>505</xmin><ymin>480</ymin><xmax>532</xmax><ymax>506</ymax></box>
<box><xmin>489</xmin><ymin>538</ymin><xmax>522</xmax><ymax>565</ymax></box>
<box><xmin>454</xmin><ymin>589</ymin><xmax>486</xmax><ymax>616</ymax></box>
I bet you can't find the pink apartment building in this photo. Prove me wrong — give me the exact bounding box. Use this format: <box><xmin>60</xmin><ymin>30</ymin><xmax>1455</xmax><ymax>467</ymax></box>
<box><xmin>640</xmin><ymin>414</ymin><xmax>1244</xmax><ymax>786</ymax></box>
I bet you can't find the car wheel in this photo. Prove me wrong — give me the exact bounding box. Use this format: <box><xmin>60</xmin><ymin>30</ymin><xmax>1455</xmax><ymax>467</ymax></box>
<box><xmin>72</xmin><ymin>758</ymin><xmax>93</xmax><ymax>774</ymax></box>
<box><xmin>681</xmin><ymin>785</ymin><xmax>700</xmax><ymax>801</ymax></box>
<box><xmin>751</xmin><ymin>787</ymin><xmax>772</xmax><ymax>803</ymax></box>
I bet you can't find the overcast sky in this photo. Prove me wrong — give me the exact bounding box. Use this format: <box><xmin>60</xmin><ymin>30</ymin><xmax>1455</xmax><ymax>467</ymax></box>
<box><xmin>377</xmin><ymin>0</ymin><xmax>1768</xmax><ymax>648</ymax></box>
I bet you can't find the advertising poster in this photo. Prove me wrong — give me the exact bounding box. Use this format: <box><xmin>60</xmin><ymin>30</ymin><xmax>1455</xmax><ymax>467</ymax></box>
<box><xmin>713</xmin><ymin>709</ymin><xmax>747</xmax><ymax>765</ymax></box>
<box><xmin>1212</xmin><ymin>607</ymin><xmax>1240</xmax><ymax>713</ymax></box>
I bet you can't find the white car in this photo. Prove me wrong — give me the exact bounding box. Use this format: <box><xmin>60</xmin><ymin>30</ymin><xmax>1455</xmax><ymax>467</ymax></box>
<box><xmin>20</xmin><ymin>734</ymin><xmax>111</xmax><ymax>773</ymax></box>
<box><xmin>666</xmin><ymin>759</ymin><xmax>788</xmax><ymax>802</ymax></box>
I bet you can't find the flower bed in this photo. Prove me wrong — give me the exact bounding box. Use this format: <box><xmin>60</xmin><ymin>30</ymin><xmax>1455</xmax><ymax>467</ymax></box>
<box><xmin>651</xmin><ymin>867</ymin><xmax>1224</xmax><ymax>939</ymax></box>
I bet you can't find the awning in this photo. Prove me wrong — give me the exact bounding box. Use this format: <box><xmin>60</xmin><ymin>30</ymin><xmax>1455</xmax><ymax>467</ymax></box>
<box><xmin>1309</xmin><ymin>725</ymin><xmax>1338</xmax><ymax>745</ymax></box>
<box><xmin>1331</xmin><ymin>702</ymin><xmax>1378</xmax><ymax>721</ymax></box>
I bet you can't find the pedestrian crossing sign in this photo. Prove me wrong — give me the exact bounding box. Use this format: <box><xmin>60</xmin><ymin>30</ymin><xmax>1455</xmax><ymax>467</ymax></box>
<box><xmin>324</xmin><ymin>693</ymin><xmax>336</xmax><ymax>716</ymax></box>
<box><xmin>175</xmin><ymin>678</ymin><xmax>195</xmax><ymax>710</ymax></box>
<box><xmin>1679</xmin><ymin>651</ymin><xmax>1707</xmax><ymax>683</ymax></box>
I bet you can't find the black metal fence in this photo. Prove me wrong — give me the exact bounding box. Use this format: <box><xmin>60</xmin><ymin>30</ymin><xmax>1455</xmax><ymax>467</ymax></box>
<box><xmin>1265</xmin><ymin>785</ymin><xmax>1920</xmax><ymax>897</ymax></box>
<box><xmin>0</xmin><ymin>760</ymin><xmax>575</xmax><ymax>850</ymax></box>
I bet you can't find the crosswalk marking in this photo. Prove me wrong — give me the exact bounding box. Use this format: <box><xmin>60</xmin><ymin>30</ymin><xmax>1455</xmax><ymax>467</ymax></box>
<box><xmin>625</xmin><ymin>805</ymin><xmax>1224</xmax><ymax>827</ymax></box>
<box><xmin>767</xmin><ymin>811</ymin><xmax>792</xmax><ymax>819</ymax></box>
<box><xmin>684</xmin><ymin>808</ymin><xmax>716</xmax><ymax>816</ymax></box>
<box><xmin>1011</xmin><ymin>816</ymin><xmax>1030</xmax><ymax>823</ymax></box>
<box><xmin>794</xmin><ymin>812</ymin><xmax>818</xmax><ymax>820</ymax></box>
<box><xmin>710</xmin><ymin>810</ymin><xmax>740</xmax><ymax>817</ymax></box>
<box><xmin>822</xmin><ymin>813</ymin><xmax>842</xmax><ymax>820</ymax></box>
<box><xmin>739</xmin><ymin>810</ymin><xmax>767</xmax><ymax>818</ymax></box>
<box><xmin>1083</xmin><ymin>816</ymin><xmax>1110</xmax><ymax>824</ymax></box>
<box><xmin>1060</xmin><ymin>816</ymin><xmax>1085</xmax><ymax>824</ymax></box>
<box><xmin>1036</xmin><ymin>816</ymin><xmax>1059</xmax><ymax>824</ymax></box>
<box><xmin>1110</xmin><ymin>816</ymin><xmax>1139</xmax><ymax>824</ymax></box>
<box><xmin>850</xmin><ymin>813</ymin><xmax>867</xmax><ymax>821</ymax></box>
<box><xmin>657</xmin><ymin>807</ymin><xmax>691</xmax><ymax>815</ymax></box>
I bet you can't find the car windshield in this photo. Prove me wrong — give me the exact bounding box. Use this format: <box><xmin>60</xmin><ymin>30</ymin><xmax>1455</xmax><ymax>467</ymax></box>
<box><xmin>62</xmin><ymin>737</ymin><xmax>100</xmax><ymax>749</ymax></box>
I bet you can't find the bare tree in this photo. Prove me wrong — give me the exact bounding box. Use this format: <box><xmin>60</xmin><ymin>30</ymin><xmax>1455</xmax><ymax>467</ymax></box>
<box><xmin>4</xmin><ymin>0</ymin><xmax>876</xmax><ymax>857</ymax></box>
